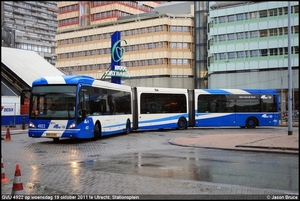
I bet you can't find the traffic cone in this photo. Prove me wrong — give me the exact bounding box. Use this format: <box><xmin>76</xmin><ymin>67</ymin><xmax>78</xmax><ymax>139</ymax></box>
<box><xmin>11</xmin><ymin>164</ymin><xmax>24</xmax><ymax>195</ymax></box>
<box><xmin>5</xmin><ymin>126</ymin><xmax>11</xmax><ymax>141</ymax></box>
<box><xmin>1</xmin><ymin>154</ymin><xmax>10</xmax><ymax>183</ymax></box>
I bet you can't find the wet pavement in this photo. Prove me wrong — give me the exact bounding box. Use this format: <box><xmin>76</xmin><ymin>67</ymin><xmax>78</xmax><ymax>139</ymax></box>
<box><xmin>1</xmin><ymin>125</ymin><xmax>299</xmax><ymax>199</ymax></box>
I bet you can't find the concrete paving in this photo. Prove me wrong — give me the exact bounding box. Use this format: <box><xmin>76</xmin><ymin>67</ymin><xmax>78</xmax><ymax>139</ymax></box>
<box><xmin>1</xmin><ymin>124</ymin><xmax>299</xmax><ymax>197</ymax></box>
<box><xmin>2</xmin><ymin>123</ymin><xmax>299</xmax><ymax>154</ymax></box>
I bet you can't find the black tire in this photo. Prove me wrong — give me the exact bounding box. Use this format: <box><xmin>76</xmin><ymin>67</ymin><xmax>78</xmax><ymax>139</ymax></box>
<box><xmin>177</xmin><ymin>117</ymin><xmax>187</xmax><ymax>130</ymax></box>
<box><xmin>125</xmin><ymin>119</ymin><xmax>131</xmax><ymax>134</ymax></box>
<box><xmin>53</xmin><ymin>138</ymin><xmax>59</xmax><ymax>142</ymax></box>
<box><xmin>246</xmin><ymin>117</ymin><xmax>258</xmax><ymax>129</ymax></box>
<box><xmin>93</xmin><ymin>124</ymin><xmax>100</xmax><ymax>141</ymax></box>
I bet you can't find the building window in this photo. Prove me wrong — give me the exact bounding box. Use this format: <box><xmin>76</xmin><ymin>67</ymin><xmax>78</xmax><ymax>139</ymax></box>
<box><xmin>269</xmin><ymin>48</ymin><xmax>278</xmax><ymax>56</ymax></box>
<box><xmin>260</xmin><ymin>49</ymin><xmax>268</xmax><ymax>57</ymax></box>
<box><xmin>228</xmin><ymin>33</ymin><xmax>235</xmax><ymax>41</ymax></box>
<box><xmin>269</xmin><ymin>28</ymin><xmax>278</xmax><ymax>36</ymax></box>
<box><xmin>294</xmin><ymin>5</ymin><xmax>299</xmax><ymax>13</ymax></box>
<box><xmin>214</xmin><ymin>35</ymin><xmax>218</xmax><ymax>42</ymax></box>
<box><xmin>260</xmin><ymin>30</ymin><xmax>268</xmax><ymax>37</ymax></box>
<box><xmin>251</xmin><ymin>50</ymin><xmax>259</xmax><ymax>57</ymax></box>
<box><xmin>279</xmin><ymin>48</ymin><xmax>284</xmax><ymax>55</ymax></box>
<box><xmin>237</xmin><ymin>51</ymin><xmax>245</xmax><ymax>58</ymax></box>
<box><xmin>259</xmin><ymin>10</ymin><xmax>268</xmax><ymax>18</ymax></box>
<box><xmin>269</xmin><ymin>8</ymin><xmax>278</xmax><ymax>16</ymax></box>
<box><xmin>294</xmin><ymin>46</ymin><xmax>299</xmax><ymax>54</ymax></box>
<box><xmin>236</xmin><ymin>13</ymin><xmax>244</xmax><ymax>21</ymax></box>
<box><xmin>250</xmin><ymin>31</ymin><xmax>259</xmax><ymax>38</ymax></box>
<box><xmin>227</xmin><ymin>15</ymin><xmax>235</xmax><ymax>22</ymax></box>
<box><xmin>278</xmin><ymin>27</ymin><xmax>284</xmax><ymax>35</ymax></box>
<box><xmin>218</xmin><ymin>16</ymin><xmax>226</xmax><ymax>23</ymax></box>
<box><xmin>177</xmin><ymin>43</ymin><xmax>182</xmax><ymax>49</ymax></box>
<box><xmin>244</xmin><ymin>13</ymin><xmax>249</xmax><ymax>20</ymax></box>
<box><xmin>294</xmin><ymin>26</ymin><xmax>299</xmax><ymax>34</ymax></box>
<box><xmin>250</xmin><ymin>11</ymin><xmax>259</xmax><ymax>19</ymax></box>
<box><xmin>219</xmin><ymin>53</ymin><xmax>226</xmax><ymax>60</ymax></box>
<box><xmin>278</xmin><ymin>7</ymin><xmax>283</xmax><ymax>15</ymax></box>
<box><xmin>283</xmin><ymin>7</ymin><xmax>288</xmax><ymax>15</ymax></box>
<box><xmin>237</xmin><ymin>32</ymin><xmax>245</xmax><ymax>40</ymax></box>
<box><xmin>228</xmin><ymin>52</ymin><xmax>235</xmax><ymax>59</ymax></box>
<box><xmin>171</xmin><ymin>59</ymin><xmax>176</xmax><ymax>65</ymax></box>
<box><xmin>171</xmin><ymin>26</ymin><xmax>177</xmax><ymax>32</ymax></box>
<box><xmin>283</xmin><ymin>27</ymin><xmax>289</xmax><ymax>35</ymax></box>
<box><xmin>219</xmin><ymin>34</ymin><xmax>226</xmax><ymax>42</ymax></box>
<box><xmin>183</xmin><ymin>26</ymin><xmax>189</xmax><ymax>32</ymax></box>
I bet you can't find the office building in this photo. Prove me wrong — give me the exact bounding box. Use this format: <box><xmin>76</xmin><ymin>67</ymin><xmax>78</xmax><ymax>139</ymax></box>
<box><xmin>56</xmin><ymin>1</ymin><xmax>194</xmax><ymax>89</ymax></box>
<box><xmin>1</xmin><ymin>1</ymin><xmax>57</xmax><ymax>65</ymax></box>
<box><xmin>207</xmin><ymin>1</ymin><xmax>299</xmax><ymax>111</ymax></box>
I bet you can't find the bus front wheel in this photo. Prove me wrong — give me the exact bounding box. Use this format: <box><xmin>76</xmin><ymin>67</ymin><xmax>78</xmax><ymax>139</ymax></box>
<box><xmin>93</xmin><ymin>124</ymin><xmax>100</xmax><ymax>140</ymax></box>
<box><xmin>53</xmin><ymin>138</ymin><xmax>59</xmax><ymax>142</ymax></box>
<box><xmin>246</xmin><ymin>117</ymin><xmax>258</xmax><ymax>129</ymax></box>
<box><xmin>177</xmin><ymin>117</ymin><xmax>187</xmax><ymax>130</ymax></box>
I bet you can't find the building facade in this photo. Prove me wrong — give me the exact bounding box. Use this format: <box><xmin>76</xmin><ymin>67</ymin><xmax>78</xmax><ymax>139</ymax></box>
<box><xmin>56</xmin><ymin>1</ymin><xmax>194</xmax><ymax>89</ymax></box>
<box><xmin>207</xmin><ymin>1</ymin><xmax>299</xmax><ymax>111</ymax></box>
<box><xmin>1</xmin><ymin>1</ymin><xmax>57</xmax><ymax>65</ymax></box>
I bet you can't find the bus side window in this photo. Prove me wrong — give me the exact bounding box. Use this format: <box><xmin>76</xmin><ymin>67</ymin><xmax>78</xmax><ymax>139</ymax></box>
<box><xmin>210</xmin><ymin>102</ymin><xmax>217</xmax><ymax>112</ymax></box>
<box><xmin>108</xmin><ymin>95</ymin><xmax>115</xmax><ymax>115</ymax></box>
<box><xmin>100</xmin><ymin>99</ymin><xmax>106</xmax><ymax>114</ymax></box>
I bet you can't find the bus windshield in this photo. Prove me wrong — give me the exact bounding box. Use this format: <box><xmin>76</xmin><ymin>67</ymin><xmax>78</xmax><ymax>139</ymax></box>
<box><xmin>29</xmin><ymin>85</ymin><xmax>77</xmax><ymax>119</ymax></box>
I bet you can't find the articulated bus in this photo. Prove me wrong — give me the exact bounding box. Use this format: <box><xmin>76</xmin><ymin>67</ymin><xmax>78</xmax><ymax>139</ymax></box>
<box><xmin>28</xmin><ymin>75</ymin><xmax>279</xmax><ymax>141</ymax></box>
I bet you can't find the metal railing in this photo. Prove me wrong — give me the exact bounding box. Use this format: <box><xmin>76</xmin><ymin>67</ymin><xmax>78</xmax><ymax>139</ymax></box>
<box><xmin>280</xmin><ymin>111</ymin><xmax>299</xmax><ymax>123</ymax></box>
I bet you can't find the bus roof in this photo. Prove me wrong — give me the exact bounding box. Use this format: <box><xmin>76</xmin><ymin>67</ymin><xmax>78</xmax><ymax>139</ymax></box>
<box><xmin>31</xmin><ymin>75</ymin><xmax>132</xmax><ymax>91</ymax></box>
<box><xmin>32</xmin><ymin>75</ymin><xmax>94</xmax><ymax>86</ymax></box>
<box><xmin>194</xmin><ymin>89</ymin><xmax>278</xmax><ymax>95</ymax></box>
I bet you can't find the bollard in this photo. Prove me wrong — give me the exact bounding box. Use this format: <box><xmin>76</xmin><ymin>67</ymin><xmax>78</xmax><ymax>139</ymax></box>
<box><xmin>22</xmin><ymin>118</ymin><xmax>25</xmax><ymax>130</ymax></box>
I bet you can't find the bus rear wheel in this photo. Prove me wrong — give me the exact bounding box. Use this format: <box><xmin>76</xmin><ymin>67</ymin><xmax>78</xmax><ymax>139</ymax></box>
<box><xmin>177</xmin><ymin>117</ymin><xmax>187</xmax><ymax>130</ymax></box>
<box><xmin>125</xmin><ymin>119</ymin><xmax>131</xmax><ymax>134</ymax></box>
<box><xmin>246</xmin><ymin>117</ymin><xmax>258</xmax><ymax>129</ymax></box>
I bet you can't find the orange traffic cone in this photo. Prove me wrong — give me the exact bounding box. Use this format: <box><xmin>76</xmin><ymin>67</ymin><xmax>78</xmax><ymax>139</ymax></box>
<box><xmin>5</xmin><ymin>126</ymin><xmax>11</xmax><ymax>141</ymax></box>
<box><xmin>11</xmin><ymin>164</ymin><xmax>24</xmax><ymax>195</ymax></box>
<box><xmin>1</xmin><ymin>154</ymin><xmax>10</xmax><ymax>183</ymax></box>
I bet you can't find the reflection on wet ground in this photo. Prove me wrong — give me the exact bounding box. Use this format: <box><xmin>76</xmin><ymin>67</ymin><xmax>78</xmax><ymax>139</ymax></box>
<box><xmin>74</xmin><ymin>150</ymin><xmax>298</xmax><ymax>192</ymax></box>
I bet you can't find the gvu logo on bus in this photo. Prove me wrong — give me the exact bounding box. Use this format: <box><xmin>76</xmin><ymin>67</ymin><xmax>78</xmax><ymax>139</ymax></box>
<box><xmin>262</xmin><ymin>114</ymin><xmax>272</xmax><ymax>118</ymax></box>
<box><xmin>53</xmin><ymin>124</ymin><xmax>61</xmax><ymax>129</ymax></box>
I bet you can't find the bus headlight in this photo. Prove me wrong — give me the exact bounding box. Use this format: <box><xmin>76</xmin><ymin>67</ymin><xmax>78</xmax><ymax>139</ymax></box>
<box><xmin>68</xmin><ymin>121</ymin><xmax>76</xmax><ymax>129</ymax></box>
<box><xmin>29</xmin><ymin>121</ymin><xmax>36</xmax><ymax>128</ymax></box>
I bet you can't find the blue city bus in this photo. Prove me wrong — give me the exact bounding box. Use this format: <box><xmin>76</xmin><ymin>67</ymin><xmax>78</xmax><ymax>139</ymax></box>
<box><xmin>188</xmin><ymin>89</ymin><xmax>280</xmax><ymax>128</ymax></box>
<box><xmin>28</xmin><ymin>75</ymin><xmax>133</xmax><ymax>142</ymax></box>
<box><xmin>28</xmin><ymin>75</ymin><xmax>189</xmax><ymax>141</ymax></box>
<box><xmin>28</xmin><ymin>75</ymin><xmax>280</xmax><ymax>141</ymax></box>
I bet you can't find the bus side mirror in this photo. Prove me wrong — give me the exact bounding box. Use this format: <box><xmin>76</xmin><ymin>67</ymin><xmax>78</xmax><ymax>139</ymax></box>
<box><xmin>82</xmin><ymin>109</ymin><xmax>87</xmax><ymax>119</ymax></box>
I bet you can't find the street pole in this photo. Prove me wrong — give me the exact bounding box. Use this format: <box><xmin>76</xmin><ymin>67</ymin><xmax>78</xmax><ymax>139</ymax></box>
<box><xmin>287</xmin><ymin>1</ymin><xmax>293</xmax><ymax>135</ymax></box>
